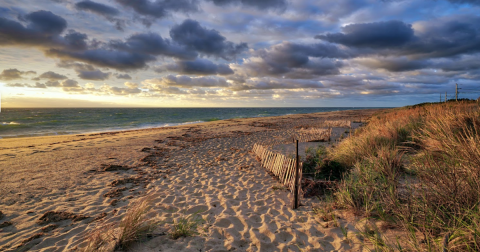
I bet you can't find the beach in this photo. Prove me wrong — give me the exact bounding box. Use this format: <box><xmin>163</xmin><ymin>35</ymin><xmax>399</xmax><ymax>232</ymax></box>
<box><xmin>0</xmin><ymin>108</ymin><xmax>383</xmax><ymax>251</ymax></box>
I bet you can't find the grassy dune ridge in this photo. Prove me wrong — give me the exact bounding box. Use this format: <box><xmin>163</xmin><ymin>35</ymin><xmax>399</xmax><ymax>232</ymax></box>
<box><xmin>325</xmin><ymin>101</ymin><xmax>480</xmax><ymax>251</ymax></box>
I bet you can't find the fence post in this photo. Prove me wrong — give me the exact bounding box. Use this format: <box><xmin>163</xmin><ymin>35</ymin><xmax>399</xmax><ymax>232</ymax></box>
<box><xmin>293</xmin><ymin>139</ymin><xmax>300</xmax><ymax>209</ymax></box>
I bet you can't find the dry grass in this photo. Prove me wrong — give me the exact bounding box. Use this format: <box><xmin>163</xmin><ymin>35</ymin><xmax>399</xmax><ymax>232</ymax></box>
<box><xmin>324</xmin><ymin>101</ymin><xmax>480</xmax><ymax>251</ymax></box>
<box><xmin>82</xmin><ymin>223</ymin><xmax>116</xmax><ymax>252</ymax></box>
<box><xmin>82</xmin><ymin>196</ymin><xmax>158</xmax><ymax>252</ymax></box>
<box><xmin>116</xmin><ymin>196</ymin><xmax>158</xmax><ymax>249</ymax></box>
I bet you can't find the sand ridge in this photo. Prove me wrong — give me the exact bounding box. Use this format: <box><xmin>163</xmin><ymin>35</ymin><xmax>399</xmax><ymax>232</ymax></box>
<box><xmin>0</xmin><ymin>109</ymin><xmax>382</xmax><ymax>251</ymax></box>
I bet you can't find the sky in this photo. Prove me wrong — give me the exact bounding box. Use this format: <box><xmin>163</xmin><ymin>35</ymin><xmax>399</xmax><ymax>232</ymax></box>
<box><xmin>0</xmin><ymin>0</ymin><xmax>479</xmax><ymax>108</ymax></box>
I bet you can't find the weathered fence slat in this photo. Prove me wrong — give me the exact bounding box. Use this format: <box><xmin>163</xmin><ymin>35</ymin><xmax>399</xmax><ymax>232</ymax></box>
<box><xmin>252</xmin><ymin>143</ymin><xmax>302</xmax><ymax>195</ymax></box>
<box><xmin>295</xmin><ymin>127</ymin><xmax>332</xmax><ymax>142</ymax></box>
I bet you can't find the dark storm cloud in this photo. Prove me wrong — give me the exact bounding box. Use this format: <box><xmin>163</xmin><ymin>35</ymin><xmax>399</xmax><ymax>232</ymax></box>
<box><xmin>156</xmin><ymin>59</ymin><xmax>234</xmax><ymax>75</ymax></box>
<box><xmin>357</xmin><ymin>57</ymin><xmax>430</xmax><ymax>72</ymax></box>
<box><xmin>25</xmin><ymin>10</ymin><xmax>67</xmax><ymax>35</ymax></box>
<box><xmin>0</xmin><ymin>11</ymin><xmax>241</xmax><ymax>71</ymax></box>
<box><xmin>75</xmin><ymin>0</ymin><xmax>126</xmax><ymax>31</ymax></box>
<box><xmin>47</xmin><ymin>31</ymin><xmax>198</xmax><ymax>70</ymax></box>
<box><xmin>309</xmin><ymin>16</ymin><xmax>480</xmax><ymax>79</ymax></box>
<box><xmin>75</xmin><ymin>0</ymin><xmax>120</xmax><ymax>16</ymax></box>
<box><xmin>0</xmin><ymin>10</ymin><xmax>88</xmax><ymax>51</ymax></box>
<box><xmin>436</xmin><ymin>56</ymin><xmax>480</xmax><ymax>72</ymax></box>
<box><xmin>153</xmin><ymin>75</ymin><xmax>230</xmax><ymax>88</ymax></box>
<box><xmin>0</xmin><ymin>11</ymin><xmax>65</xmax><ymax>46</ymax></box>
<box><xmin>239</xmin><ymin>42</ymin><xmax>347</xmax><ymax>79</ymax></box>
<box><xmin>114</xmin><ymin>0</ymin><xmax>198</xmax><ymax>19</ymax></box>
<box><xmin>257</xmin><ymin>42</ymin><xmax>352</xmax><ymax>64</ymax></box>
<box><xmin>0</xmin><ymin>69</ymin><xmax>36</xmax><ymax>80</ymax></box>
<box><xmin>315</xmin><ymin>20</ymin><xmax>414</xmax><ymax>48</ymax></box>
<box><xmin>0</xmin><ymin>11</ymin><xmax>150</xmax><ymax>70</ymax></box>
<box><xmin>402</xmin><ymin>15</ymin><xmax>480</xmax><ymax>59</ymax></box>
<box><xmin>47</xmin><ymin>48</ymin><xmax>156</xmax><ymax>70</ymax></box>
<box><xmin>63</xmin><ymin>31</ymin><xmax>89</xmax><ymax>50</ymax></box>
<box><xmin>112</xmin><ymin>0</ymin><xmax>286</xmax><ymax>22</ymax></box>
<box><xmin>56</xmin><ymin>61</ymin><xmax>110</xmax><ymax>80</ymax></box>
<box><xmin>78</xmin><ymin>69</ymin><xmax>110</xmax><ymax>80</ymax></box>
<box><xmin>316</xmin><ymin>16</ymin><xmax>480</xmax><ymax>61</ymax></box>
<box><xmin>170</xmin><ymin>19</ymin><xmax>248</xmax><ymax>60</ymax></box>
<box><xmin>206</xmin><ymin>0</ymin><xmax>287</xmax><ymax>11</ymax></box>
<box><xmin>38</xmin><ymin>71</ymin><xmax>68</xmax><ymax>80</ymax></box>
<box><xmin>112</xmin><ymin>33</ymin><xmax>197</xmax><ymax>59</ymax></box>
<box><xmin>116</xmin><ymin>73</ymin><xmax>132</xmax><ymax>79</ymax></box>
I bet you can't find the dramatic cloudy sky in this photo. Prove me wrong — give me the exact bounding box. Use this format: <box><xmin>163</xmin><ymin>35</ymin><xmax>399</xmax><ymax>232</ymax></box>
<box><xmin>1</xmin><ymin>0</ymin><xmax>479</xmax><ymax>107</ymax></box>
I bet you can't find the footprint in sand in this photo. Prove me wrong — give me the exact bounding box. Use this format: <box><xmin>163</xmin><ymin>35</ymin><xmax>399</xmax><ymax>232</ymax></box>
<box><xmin>230</xmin><ymin>239</ymin><xmax>249</xmax><ymax>249</ymax></box>
<box><xmin>227</xmin><ymin>199</ymin><xmax>241</xmax><ymax>207</ymax></box>
<box><xmin>250</xmin><ymin>228</ymin><xmax>274</xmax><ymax>243</ymax></box>
<box><xmin>185</xmin><ymin>205</ymin><xmax>208</xmax><ymax>214</ymax></box>
<box><xmin>228</xmin><ymin>216</ymin><xmax>245</xmax><ymax>231</ymax></box>
<box><xmin>275</xmin><ymin>231</ymin><xmax>294</xmax><ymax>243</ymax></box>
<box><xmin>215</xmin><ymin>218</ymin><xmax>231</xmax><ymax>228</ymax></box>
<box><xmin>161</xmin><ymin>195</ymin><xmax>175</xmax><ymax>204</ymax></box>
<box><xmin>191</xmin><ymin>191</ymin><xmax>203</xmax><ymax>196</ymax></box>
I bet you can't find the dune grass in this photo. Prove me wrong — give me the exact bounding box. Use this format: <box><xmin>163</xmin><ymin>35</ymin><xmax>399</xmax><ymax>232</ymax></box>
<box><xmin>169</xmin><ymin>211</ymin><xmax>203</xmax><ymax>239</ymax></box>
<box><xmin>319</xmin><ymin>101</ymin><xmax>480</xmax><ymax>251</ymax></box>
<box><xmin>83</xmin><ymin>196</ymin><xmax>158</xmax><ymax>252</ymax></box>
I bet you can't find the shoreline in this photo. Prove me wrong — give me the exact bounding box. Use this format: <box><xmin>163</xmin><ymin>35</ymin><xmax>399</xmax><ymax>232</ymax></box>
<box><xmin>0</xmin><ymin>107</ymin><xmax>385</xmax><ymax>140</ymax></box>
<box><xmin>0</xmin><ymin>108</ymin><xmax>377</xmax><ymax>149</ymax></box>
<box><xmin>0</xmin><ymin>108</ymin><xmax>386</xmax><ymax>251</ymax></box>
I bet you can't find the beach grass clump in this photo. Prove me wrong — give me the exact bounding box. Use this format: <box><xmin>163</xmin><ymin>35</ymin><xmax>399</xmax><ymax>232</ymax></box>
<box><xmin>116</xmin><ymin>197</ymin><xmax>158</xmax><ymax>250</ymax></box>
<box><xmin>169</xmin><ymin>212</ymin><xmax>203</xmax><ymax>239</ymax></box>
<box><xmin>325</xmin><ymin>101</ymin><xmax>480</xmax><ymax>250</ymax></box>
<box><xmin>82</xmin><ymin>196</ymin><xmax>158</xmax><ymax>252</ymax></box>
<box><xmin>83</xmin><ymin>223</ymin><xmax>116</xmax><ymax>252</ymax></box>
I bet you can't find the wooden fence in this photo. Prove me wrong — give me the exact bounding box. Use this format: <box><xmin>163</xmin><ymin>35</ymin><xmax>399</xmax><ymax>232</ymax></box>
<box><xmin>252</xmin><ymin>143</ymin><xmax>302</xmax><ymax>192</ymax></box>
<box><xmin>295</xmin><ymin>127</ymin><xmax>332</xmax><ymax>142</ymax></box>
<box><xmin>323</xmin><ymin>120</ymin><xmax>351</xmax><ymax>128</ymax></box>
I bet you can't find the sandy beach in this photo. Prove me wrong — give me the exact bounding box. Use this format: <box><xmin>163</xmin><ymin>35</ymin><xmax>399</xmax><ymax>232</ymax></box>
<box><xmin>0</xmin><ymin>109</ymin><xmax>384</xmax><ymax>252</ymax></box>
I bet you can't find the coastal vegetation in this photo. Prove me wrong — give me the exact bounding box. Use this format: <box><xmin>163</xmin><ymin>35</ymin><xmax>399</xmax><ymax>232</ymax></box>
<box><xmin>313</xmin><ymin>101</ymin><xmax>480</xmax><ymax>251</ymax></box>
<box><xmin>83</xmin><ymin>197</ymin><xmax>158</xmax><ymax>252</ymax></box>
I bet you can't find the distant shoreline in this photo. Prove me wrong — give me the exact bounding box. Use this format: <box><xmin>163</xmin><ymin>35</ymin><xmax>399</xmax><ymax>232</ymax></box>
<box><xmin>0</xmin><ymin>107</ymin><xmax>388</xmax><ymax>139</ymax></box>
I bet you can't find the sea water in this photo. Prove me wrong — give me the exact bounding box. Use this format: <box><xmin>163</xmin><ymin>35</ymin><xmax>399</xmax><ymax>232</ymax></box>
<box><xmin>0</xmin><ymin>107</ymin><xmax>373</xmax><ymax>138</ymax></box>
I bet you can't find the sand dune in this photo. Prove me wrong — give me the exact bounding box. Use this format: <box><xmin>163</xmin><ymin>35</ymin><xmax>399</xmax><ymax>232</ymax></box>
<box><xmin>0</xmin><ymin>109</ymin><xmax>381</xmax><ymax>251</ymax></box>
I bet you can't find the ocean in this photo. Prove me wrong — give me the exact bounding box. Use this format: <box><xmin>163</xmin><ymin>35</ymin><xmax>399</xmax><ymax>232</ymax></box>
<box><xmin>0</xmin><ymin>107</ymin><xmax>374</xmax><ymax>139</ymax></box>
